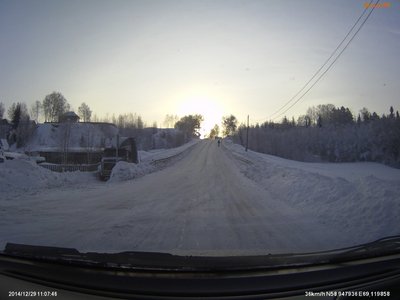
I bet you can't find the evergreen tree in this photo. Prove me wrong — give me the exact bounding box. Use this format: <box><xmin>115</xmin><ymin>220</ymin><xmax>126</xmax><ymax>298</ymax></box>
<box><xmin>0</xmin><ymin>102</ymin><xmax>4</xmax><ymax>119</ymax></box>
<box><xmin>360</xmin><ymin>107</ymin><xmax>371</xmax><ymax>122</ymax></box>
<box><xmin>8</xmin><ymin>102</ymin><xmax>28</xmax><ymax>129</ymax></box>
<box><xmin>12</xmin><ymin>103</ymin><xmax>22</xmax><ymax>129</ymax></box>
<box><xmin>371</xmin><ymin>112</ymin><xmax>380</xmax><ymax>121</ymax></box>
<box><xmin>231</xmin><ymin>104</ymin><xmax>400</xmax><ymax>167</ymax></box>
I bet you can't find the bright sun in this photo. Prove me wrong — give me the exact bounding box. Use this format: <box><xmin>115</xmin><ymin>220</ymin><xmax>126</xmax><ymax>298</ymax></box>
<box><xmin>176</xmin><ymin>95</ymin><xmax>224</xmax><ymax>138</ymax></box>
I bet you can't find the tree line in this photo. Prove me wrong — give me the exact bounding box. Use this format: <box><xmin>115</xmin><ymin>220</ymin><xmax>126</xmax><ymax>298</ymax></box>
<box><xmin>1</xmin><ymin>92</ymin><xmax>92</xmax><ymax>123</ymax></box>
<box><xmin>232</xmin><ymin>104</ymin><xmax>400</xmax><ymax>168</ymax></box>
<box><xmin>0</xmin><ymin>92</ymin><xmax>209</xmax><ymax>150</ymax></box>
<box><xmin>0</xmin><ymin>92</ymin><xmax>94</xmax><ymax>147</ymax></box>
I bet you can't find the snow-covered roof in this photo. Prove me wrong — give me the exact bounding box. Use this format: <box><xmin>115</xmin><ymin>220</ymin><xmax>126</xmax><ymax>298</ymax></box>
<box><xmin>24</xmin><ymin>122</ymin><xmax>119</xmax><ymax>152</ymax></box>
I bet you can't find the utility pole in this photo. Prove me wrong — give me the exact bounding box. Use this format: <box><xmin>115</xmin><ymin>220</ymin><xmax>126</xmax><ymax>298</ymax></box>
<box><xmin>246</xmin><ymin>115</ymin><xmax>249</xmax><ymax>152</ymax></box>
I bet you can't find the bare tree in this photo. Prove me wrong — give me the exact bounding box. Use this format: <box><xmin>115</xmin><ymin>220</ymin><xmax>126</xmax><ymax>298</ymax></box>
<box><xmin>60</xmin><ymin>122</ymin><xmax>72</xmax><ymax>164</ymax></box>
<box><xmin>137</xmin><ymin>115</ymin><xmax>144</xmax><ymax>129</ymax></box>
<box><xmin>174</xmin><ymin>114</ymin><xmax>204</xmax><ymax>138</ymax></box>
<box><xmin>78</xmin><ymin>102</ymin><xmax>92</xmax><ymax>122</ymax></box>
<box><xmin>209</xmin><ymin>124</ymin><xmax>219</xmax><ymax>139</ymax></box>
<box><xmin>30</xmin><ymin>100</ymin><xmax>42</xmax><ymax>123</ymax></box>
<box><xmin>42</xmin><ymin>92</ymin><xmax>70</xmax><ymax>122</ymax></box>
<box><xmin>163</xmin><ymin>114</ymin><xmax>173</xmax><ymax>128</ymax></box>
<box><xmin>222</xmin><ymin>115</ymin><xmax>238</xmax><ymax>136</ymax></box>
<box><xmin>163</xmin><ymin>114</ymin><xmax>179</xmax><ymax>128</ymax></box>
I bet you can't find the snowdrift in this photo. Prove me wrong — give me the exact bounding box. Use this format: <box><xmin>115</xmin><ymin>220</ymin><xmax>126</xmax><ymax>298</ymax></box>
<box><xmin>0</xmin><ymin>159</ymin><xmax>97</xmax><ymax>200</ymax></box>
<box><xmin>108</xmin><ymin>139</ymin><xmax>199</xmax><ymax>183</ymax></box>
<box><xmin>224</xmin><ymin>140</ymin><xmax>400</xmax><ymax>245</ymax></box>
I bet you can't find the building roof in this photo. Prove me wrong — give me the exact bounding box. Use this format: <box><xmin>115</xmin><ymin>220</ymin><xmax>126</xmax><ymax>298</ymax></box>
<box><xmin>62</xmin><ymin>111</ymin><xmax>80</xmax><ymax>118</ymax></box>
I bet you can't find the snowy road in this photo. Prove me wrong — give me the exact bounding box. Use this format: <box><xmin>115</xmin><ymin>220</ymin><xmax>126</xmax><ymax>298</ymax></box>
<box><xmin>0</xmin><ymin>140</ymin><xmax>345</xmax><ymax>255</ymax></box>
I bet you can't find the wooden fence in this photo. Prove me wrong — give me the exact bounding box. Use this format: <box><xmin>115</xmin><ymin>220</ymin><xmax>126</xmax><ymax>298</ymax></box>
<box><xmin>39</xmin><ymin>163</ymin><xmax>100</xmax><ymax>173</ymax></box>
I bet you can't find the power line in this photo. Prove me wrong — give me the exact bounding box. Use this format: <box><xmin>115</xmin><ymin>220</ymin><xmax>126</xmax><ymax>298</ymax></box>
<box><xmin>272</xmin><ymin>0</ymin><xmax>379</xmax><ymax>121</ymax></box>
<box><xmin>269</xmin><ymin>0</ymin><xmax>378</xmax><ymax>121</ymax></box>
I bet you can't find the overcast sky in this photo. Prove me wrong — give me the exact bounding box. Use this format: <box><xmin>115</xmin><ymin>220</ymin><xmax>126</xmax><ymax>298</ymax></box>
<box><xmin>0</xmin><ymin>0</ymin><xmax>399</xmax><ymax>132</ymax></box>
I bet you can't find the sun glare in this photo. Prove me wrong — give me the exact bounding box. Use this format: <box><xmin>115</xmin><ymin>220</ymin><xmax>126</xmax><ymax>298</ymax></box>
<box><xmin>176</xmin><ymin>96</ymin><xmax>224</xmax><ymax>138</ymax></box>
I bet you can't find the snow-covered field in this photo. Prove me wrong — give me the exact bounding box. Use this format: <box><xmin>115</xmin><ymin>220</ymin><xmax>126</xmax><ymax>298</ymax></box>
<box><xmin>0</xmin><ymin>139</ymin><xmax>399</xmax><ymax>255</ymax></box>
<box><xmin>222</xmin><ymin>139</ymin><xmax>400</xmax><ymax>245</ymax></box>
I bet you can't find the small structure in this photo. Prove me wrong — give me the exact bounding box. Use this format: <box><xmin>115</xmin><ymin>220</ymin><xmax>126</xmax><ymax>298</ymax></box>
<box><xmin>102</xmin><ymin>137</ymin><xmax>138</xmax><ymax>163</ymax></box>
<box><xmin>59</xmin><ymin>111</ymin><xmax>80</xmax><ymax>123</ymax></box>
<box><xmin>100</xmin><ymin>137</ymin><xmax>138</xmax><ymax>180</ymax></box>
<box><xmin>119</xmin><ymin>137</ymin><xmax>138</xmax><ymax>163</ymax></box>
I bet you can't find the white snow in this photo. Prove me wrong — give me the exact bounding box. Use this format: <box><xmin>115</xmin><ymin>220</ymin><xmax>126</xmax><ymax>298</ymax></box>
<box><xmin>0</xmin><ymin>139</ymin><xmax>399</xmax><ymax>256</ymax></box>
<box><xmin>140</xmin><ymin>139</ymin><xmax>200</xmax><ymax>161</ymax></box>
<box><xmin>0</xmin><ymin>139</ymin><xmax>9</xmax><ymax>151</ymax></box>
<box><xmin>23</xmin><ymin>122</ymin><xmax>119</xmax><ymax>152</ymax></box>
<box><xmin>0</xmin><ymin>159</ymin><xmax>98</xmax><ymax>201</ymax></box>
<box><xmin>108</xmin><ymin>139</ymin><xmax>199</xmax><ymax>182</ymax></box>
<box><xmin>222</xmin><ymin>139</ymin><xmax>400</xmax><ymax>245</ymax></box>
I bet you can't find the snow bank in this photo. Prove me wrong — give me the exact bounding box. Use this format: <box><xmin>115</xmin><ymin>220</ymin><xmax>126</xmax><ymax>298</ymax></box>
<box><xmin>143</xmin><ymin>139</ymin><xmax>200</xmax><ymax>161</ymax></box>
<box><xmin>108</xmin><ymin>139</ymin><xmax>199</xmax><ymax>183</ymax></box>
<box><xmin>223</xmin><ymin>140</ymin><xmax>400</xmax><ymax>245</ymax></box>
<box><xmin>0</xmin><ymin>140</ymin><xmax>200</xmax><ymax>197</ymax></box>
<box><xmin>0</xmin><ymin>159</ymin><xmax>98</xmax><ymax>200</ymax></box>
<box><xmin>107</xmin><ymin>161</ymin><xmax>157</xmax><ymax>183</ymax></box>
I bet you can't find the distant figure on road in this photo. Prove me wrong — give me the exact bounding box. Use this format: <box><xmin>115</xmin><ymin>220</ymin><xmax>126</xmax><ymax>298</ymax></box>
<box><xmin>217</xmin><ymin>139</ymin><xmax>221</xmax><ymax>147</ymax></box>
